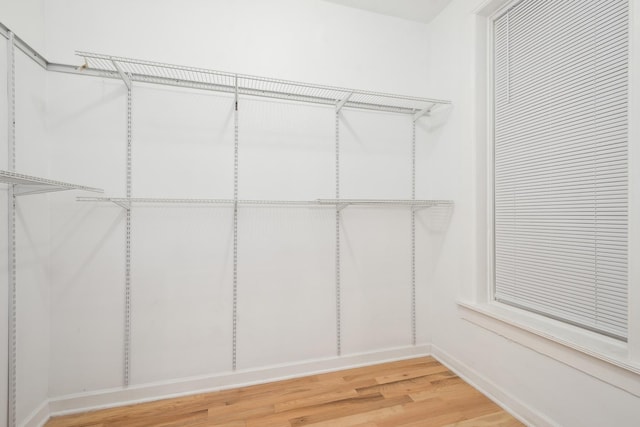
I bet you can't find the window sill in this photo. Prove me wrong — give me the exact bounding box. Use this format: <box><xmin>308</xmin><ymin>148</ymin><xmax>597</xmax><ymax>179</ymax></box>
<box><xmin>458</xmin><ymin>300</ymin><xmax>640</xmax><ymax>397</ymax></box>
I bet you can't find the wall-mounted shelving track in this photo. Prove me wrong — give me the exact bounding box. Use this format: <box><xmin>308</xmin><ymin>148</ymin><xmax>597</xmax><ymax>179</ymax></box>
<box><xmin>6</xmin><ymin>31</ymin><xmax>17</xmax><ymax>427</ymax></box>
<box><xmin>1</xmin><ymin>20</ymin><xmax>453</xmax><ymax>423</ymax></box>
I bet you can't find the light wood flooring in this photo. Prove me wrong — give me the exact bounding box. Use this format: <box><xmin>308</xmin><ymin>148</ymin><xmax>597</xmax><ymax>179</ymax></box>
<box><xmin>46</xmin><ymin>357</ymin><xmax>523</xmax><ymax>427</ymax></box>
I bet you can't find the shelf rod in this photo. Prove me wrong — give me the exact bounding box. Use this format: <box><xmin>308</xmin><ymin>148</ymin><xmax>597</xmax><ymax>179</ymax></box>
<box><xmin>76</xmin><ymin>197</ymin><xmax>454</xmax><ymax>207</ymax></box>
<box><xmin>130</xmin><ymin>77</ymin><xmax>441</xmax><ymax>115</ymax></box>
<box><xmin>127</xmin><ymin>74</ymin><xmax>434</xmax><ymax>115</ymax></box>
<box><xmin>317</xmin><ymin>199</ymin><xmax>453</xmax><ymax>206</ymax></box>
<box><xmin>76</xmin><ymin>197</ymin><xmax>455</xmax><ymax>210</ymax></box>
<box><xmin>61</xmin><ymin>64</ymin><xmax>442</xmax><ymax>115</ymax></box>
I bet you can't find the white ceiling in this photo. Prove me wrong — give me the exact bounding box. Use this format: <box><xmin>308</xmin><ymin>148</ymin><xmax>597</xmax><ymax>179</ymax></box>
<box><xmin>322</xmin><ymin>0</ymin><xmax>452</xmax><ymax>24</ymax></box>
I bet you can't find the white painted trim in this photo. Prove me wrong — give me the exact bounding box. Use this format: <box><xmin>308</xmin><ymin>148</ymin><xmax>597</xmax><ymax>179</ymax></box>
<box><xmin>473</xmin><ymin>0</ymin><xmax>515</xmax><ymax>17</ymax></box>
<box><xmin>20</xmin><ymin>400</ymin><xmax>49</xmax><ymax>427</ymax></box>
<box><xmin>48</xmin><ymin>345</ymin><xmax>431</xmax><ymax>417</ymax></box>
<box><xmin>484</xmin><ymin>3</ymin><xmax>499</xmax><ymax>304</ymax></box>
<box><xmin>432</xmin><ymin>344</ymin><xmax>559</xmax><ymax>427</ymax></box>
<box><xmin>627</xmin><ymin>0</ymin><xmax>640</xmax><ymax>362</ymax></box>
<box><xmin>459</xmin><ymin>301</ymin><xmax>640</xmax><ymax>397</ymax></box>
<box><xmin>472</xmin><ymin>0</ymin><xmax>513</xmax><ymax>305</ymax></box>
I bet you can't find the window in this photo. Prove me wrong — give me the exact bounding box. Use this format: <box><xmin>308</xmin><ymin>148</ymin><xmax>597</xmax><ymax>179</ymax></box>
<box><xmin>492</xmin><ymin>0</ymin><xmax>629</xmax><ymax>340</ymax></box>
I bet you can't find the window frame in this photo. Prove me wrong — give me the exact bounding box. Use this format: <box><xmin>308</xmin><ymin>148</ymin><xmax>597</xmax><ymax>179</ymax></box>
<box><xmin>459</xmin><ymin>0</ymin><xmax>640</xmax><ymax>396</ymax></box>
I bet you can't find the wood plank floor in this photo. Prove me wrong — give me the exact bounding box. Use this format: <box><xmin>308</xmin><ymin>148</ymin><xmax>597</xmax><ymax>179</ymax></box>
<box><xmin>46</xmin><ymin>357</ymin><xmax>523</xmax><ymax>427</ymax></box>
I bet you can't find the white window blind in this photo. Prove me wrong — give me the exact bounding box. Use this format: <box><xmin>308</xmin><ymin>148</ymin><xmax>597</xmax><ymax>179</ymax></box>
<box><xmin>493</xmin><ymin>0</ymin><xmax>629</xmax><ymax>339</ymax></box>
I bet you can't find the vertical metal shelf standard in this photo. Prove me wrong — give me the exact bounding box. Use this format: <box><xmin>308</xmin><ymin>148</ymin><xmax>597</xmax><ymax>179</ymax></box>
<box><xmin>412</xmin><ymin>108</ymin><xmax>433</xmax><ymax>347</ymax></box>
<box><xmin>2</xmin><ymin>32</ymin><xmax>103</xmax><ymax>427</ymax></box>
<box><xmin>97</xmin><ymin>53</ymin><xmax>136</xmax><ymax>387</ymax></box>
<box><xmin>104</xmin><ymin>54</ymin><xmax>135</xmax><ymax>386</ymax></box>
<box><xmin>124</xmin><ymin>70</ymin><xmax>133</xmax><ymax>387</ymax></box>
<box><xmin>232</xmin><ymin>75</ymin><xmax>239</xmax><ymax>371</ymax></box>
<box><xmin>335</xmin><ymin>99</ymin><xmax>343</xmax><ymax>356</ymax></box>
<box><xmin>7</xmin><ymin>30</ymin><xmax>17</xmax><ymax>427</ymax></box>
<box><xmin>411</xmin><ymin>119</ymin><xmax>417</xmax><ymax>346</ymax></box>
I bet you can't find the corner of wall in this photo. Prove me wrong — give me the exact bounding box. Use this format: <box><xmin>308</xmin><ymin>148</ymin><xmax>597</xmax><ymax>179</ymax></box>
<box><xmin>431</xmin><ymin>344</ymin><xmax>559</xmax><ymax>427</ymax></box>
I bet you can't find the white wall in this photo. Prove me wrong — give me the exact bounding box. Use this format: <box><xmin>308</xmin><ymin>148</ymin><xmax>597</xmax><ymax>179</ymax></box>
<box><xmin>47</xmin><ymin>73</ymin><xmax>127</xmax><ymax>396</ymax></box>
<box><xmin>44</xmin><ymin>0</ymin><xmax>431</xmax><ymax>96</ymax></box>
<box><xmin>0</xmin><ymin>0</ymin><xmax>45</xmax><ymax>53</ymax></box>
<box><xmin>43</xmin><ymin>0</ymin><xmax>445</xmax><ymax>402</ymax></box>
<box><xmin>425</xmin><ymin>0</ymin><xmax>640</xmax><ymax>426</ymax></box>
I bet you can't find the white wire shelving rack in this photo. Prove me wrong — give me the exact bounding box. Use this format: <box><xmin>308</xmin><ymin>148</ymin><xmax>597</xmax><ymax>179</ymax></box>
<box><xmin>75</xmin><ymin>51</ymin><xmax>451</xmax><ymax>116</ymax></box>
<box><xmin>0</xmin><ymin>170</ymin><xmax>103</xmax><ymax>196</ymax></box>
<box><xmin>2</xmin><ymin>20</ymin><xmax>454</xmax><ymax>417</ymax></box>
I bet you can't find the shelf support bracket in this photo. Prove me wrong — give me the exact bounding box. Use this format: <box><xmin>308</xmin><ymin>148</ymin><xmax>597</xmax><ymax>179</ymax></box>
<box><xmin>113</xmin><ymin>200</ymin><xmax>131</xmax><ymax>210</ymax></box>
<box><xmin>75</xmin><ymin>197</ymin><xmax>130</xmax><ymax>209</ymax></box>
<box><xmin>413</xmin><ymin>103</ymin><xmax>436</xmax><ymax>122</ymax></box>
<box><xmin>13</xmin><ymin>184</ymin><xmax>67</xmax><ymax>196</ymax></box>
<box><xmin>336</xmin><ymin>92</ymin><xmax>353</xmax><ymax>113</ymax></box>
<box><xmin>111</xmin><ymin>59</ymin><xmax>131</xmax><ymax>90</ymax></box>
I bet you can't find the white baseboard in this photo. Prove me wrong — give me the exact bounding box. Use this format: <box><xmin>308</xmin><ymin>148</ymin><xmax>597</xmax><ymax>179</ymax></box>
<box><xmin>47</xmin><ymin>344</ymin><xmax>431</xmax><ymax>418</ymax></box>
<box><xmin>431</xmin><ymin>344</ymin><xmax>558</xmax><ymax>427</ymax></box>
<box><xmin>20</xmin><ymin>400</ymin><xmax>49</xmax><ymax>427</ymax></box>
<box><xmin>31</xmin><ymin>344</ymin><xmax>558</xmax><ymax>427</ymax></box>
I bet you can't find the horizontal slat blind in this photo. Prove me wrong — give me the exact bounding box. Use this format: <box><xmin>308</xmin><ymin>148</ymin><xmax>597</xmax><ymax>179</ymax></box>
<box><xmin>493</xmin><ymin>0</ymin><xmax>629</xmax><ymax>339</ymax></box>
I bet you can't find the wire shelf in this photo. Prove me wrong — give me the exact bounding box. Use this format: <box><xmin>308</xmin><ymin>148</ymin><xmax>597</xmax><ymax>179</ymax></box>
<box><xmin>0</xmin><ymin>170</ymin><xmax>104</xmax><ymax>196</ymax></box>
<box><xmin>76</xmin><ymin>51</ymin><xmax>451</xmax><ymax>115</ymax></box>
<box><xmin>317</xmin><ymin>199</ymin><xmax>454</xmax><ymax>207</ymax></box>
<box><xmin>76</xmin><ymin>196</ymin><xmax>454</xmax><ymax>210</ymax></box>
